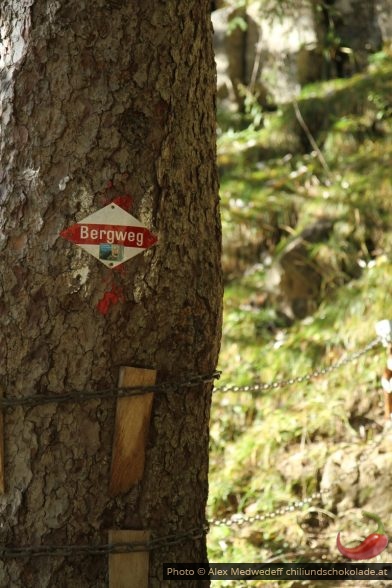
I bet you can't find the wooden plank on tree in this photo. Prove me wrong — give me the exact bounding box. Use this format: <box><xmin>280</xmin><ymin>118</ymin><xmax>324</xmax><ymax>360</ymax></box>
<box><xmin>109</xmin><ymin>529</ymin><xmax>150</xmax><ymax>588</ymax></box>
<box><xmin>109</xmin><ymin>366</ymin><xmax>156</xmax><ymax>496</ymax></box>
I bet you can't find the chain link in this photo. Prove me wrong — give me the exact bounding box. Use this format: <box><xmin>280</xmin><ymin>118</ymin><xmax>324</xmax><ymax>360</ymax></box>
<box><xmin>1</xmin><ymin>337</ymin><xmax>383</xmax><ymax>408</ymax></box>
<box><xmin>0</xmin><ymin>423</ymin><xmax>392</xmax><ymax>558</ymax></box>
<box><xmin>0</xmin><ymin>527</ymin><xmax>209</xmax><ymax>558</ymax></box>
<box><xmin>2</xmin><ymin>425</ymin><xmax>389</xmax><ymax>558</ymax></box>
<box><xmin>213</xmin><ymin>337</ymin><xmax>382</xmax><ymax>395</ymax></box>
<box><xmin>0</xmin><ymin>337</ymin><xmax>388</xmax><ymax>557</ymax></box>
<box><xmin>0</xmin><ymin>372</ymin><xmax>221</xmax><ymax>409</ymax></box>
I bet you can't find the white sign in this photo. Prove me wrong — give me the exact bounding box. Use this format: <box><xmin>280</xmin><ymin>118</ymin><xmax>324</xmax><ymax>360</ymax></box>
<box><xmin>61</xmin><ymin>202</ymin><xmax>157</xmax><ymax>268</ymax></box>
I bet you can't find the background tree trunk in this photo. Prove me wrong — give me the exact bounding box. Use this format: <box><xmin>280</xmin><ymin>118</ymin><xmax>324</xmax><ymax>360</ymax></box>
<box><xmin>312</xmin><ymin>0</ymin><xmax>382</xmax><ymax>78</ymax></box>
<box><xmin>0</xmin><ymin>1</ymin><xmax>222</xmax><ymax>586</ymax></box>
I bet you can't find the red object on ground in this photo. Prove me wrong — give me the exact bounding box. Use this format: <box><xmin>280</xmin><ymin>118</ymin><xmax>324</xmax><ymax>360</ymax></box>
<box><xmin>337</xmin><ymin>512</ymin><xmax>388</xmax><ymax>560</ymax></box>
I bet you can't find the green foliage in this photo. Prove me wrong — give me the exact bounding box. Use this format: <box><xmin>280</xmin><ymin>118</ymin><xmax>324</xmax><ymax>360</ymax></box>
<box><xmin>209</xmin><ymin>50</ymin><xmax>392</xmax><ymax>577</ymax></box>
<box><xmin>237</xmin><ymin>84</ymin><xmax>264</xmax><ymax>129</ymax></box>
<box><xmin>227</xmin><ymin>14</ymin><xmax>248</xmax><ymax>34</ymax></box>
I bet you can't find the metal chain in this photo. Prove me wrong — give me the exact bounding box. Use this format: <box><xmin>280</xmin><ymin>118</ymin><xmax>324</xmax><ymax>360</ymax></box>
<box><xmin>209</xmin><ymin>421</ymin><xmax>392</xmax><ymax>528</ymax></box>
<box><xmin>0</xmin><ymin>372</ymin><xmax>221</xmax><ymax>409</ymax></box>
<box><xmin>1</xmin><ymin>337</ymin><xmax>383</xmax><ymax>408</ymax></box>
<box><xmin>208</xmin><ymin>335</ymin><xmax>389</xmax><ymax>528</ymax></box>
<box><xmin>0</xmin><ymin>336</ymin><xmax>388</xmax><ymax>557</ymax></box>
<box><xmin>213</xmin><ymin>337</ymin><xmax>382</xmax><ymax>395</ymax></box>
<box><xmin>1</xmin><ymin>425</ymin><xmax>389</xmax><ymax>558</ymax></box>
<box><xmin>0</xmin><ymin>527</ymin><xmax>208</xmax><ymax>558</ymax></box>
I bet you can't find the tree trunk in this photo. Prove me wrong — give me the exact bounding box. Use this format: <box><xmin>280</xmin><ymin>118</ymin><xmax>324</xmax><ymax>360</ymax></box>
<box><xmin>312</xmin><ymin>0</ymin><xmax>382</xmax><ymax>78</ymax></box>
<box><xmin>0</xmin><ymin>1</ymin><xmax>222</xmax><ymax>586</ymax></box>
<box><xmin>332</xmin><ymin>0</ymin><xmax>382</xmax><ymax>53</ymax></box>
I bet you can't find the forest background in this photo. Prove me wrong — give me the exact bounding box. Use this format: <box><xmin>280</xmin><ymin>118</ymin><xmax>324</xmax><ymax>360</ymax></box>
<box><xmin>208</xmin><ymin>0</ymin><xmax>392</xmax><ymax>586</ymax></box>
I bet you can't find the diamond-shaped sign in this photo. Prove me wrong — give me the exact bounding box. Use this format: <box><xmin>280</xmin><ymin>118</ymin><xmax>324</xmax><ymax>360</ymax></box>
<box><xmin>60</xmin><ymin>202</ymin><xmax>157</xmax><ymax>268</ymax></box>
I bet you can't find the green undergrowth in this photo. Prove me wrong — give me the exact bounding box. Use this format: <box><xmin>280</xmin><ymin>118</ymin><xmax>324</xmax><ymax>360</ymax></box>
<box><xmin>208</xmin><ymin>49</ymin><xmax>392</xmax><ymax>587</ymax></box>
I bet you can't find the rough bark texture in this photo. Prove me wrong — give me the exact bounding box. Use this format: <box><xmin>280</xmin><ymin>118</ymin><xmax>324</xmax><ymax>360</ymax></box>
<box><xmin>0</xmin><ymin>1</ymin><xmax>222</xmax><ymax>586</ymax></box>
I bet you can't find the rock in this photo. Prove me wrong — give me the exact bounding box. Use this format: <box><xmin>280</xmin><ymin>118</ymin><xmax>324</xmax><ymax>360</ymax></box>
<box><xmin>320</xmin><ymin>446</ymin><xmax>362</xmax><ymax>512</ymax></box>
<box><xmin>266</xmin><ymin>219</ymin><xmax>334</xmax><ymax>319</ymax></box>
<box><xmin>277</xmin><ymin>443</ymin><xmax>329</xmax><ymax>482</ymax></box>
<box><xmin>212</xmin><ymin>7</ymin><xmax>268</xmax><ymax>111</ymax></box>
<box><xmin>248</xmin><ymin>1</ymin><xmax>317</xmax><ymax>102</ymax></box>
<box><xmin>320</xmin><ymin>429</ymin><xmax>392</xmax><ymax>523</ymax></box>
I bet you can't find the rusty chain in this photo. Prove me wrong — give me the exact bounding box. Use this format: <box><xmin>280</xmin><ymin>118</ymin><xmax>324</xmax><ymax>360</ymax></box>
<box><xmin>0</xmin><ymin>336</ymin><xmax>387</xmax><ymax>558</ymax></box>
<box><xmin>0</xmin><ymin>526</ymin><xmax>209</xmax><ymax>558</ymax></box>
<box><xmin>213</xmin><ymin>337</ymin><xmax>382</xmax><ymax>395</ymax></box>
<box><xmin>1</xmin><ymin>422</ymin><xmax>389</xmax><ymax>558</ymax></box>
<box><xmin>0</xmin><ymin>372</ymin><xmax>221</xmax><ymax>409</ymax></box>
<box><xmin>1</xmin><ymin>337</ymin><xmax>383</xmax><ymax>409</ymax></box>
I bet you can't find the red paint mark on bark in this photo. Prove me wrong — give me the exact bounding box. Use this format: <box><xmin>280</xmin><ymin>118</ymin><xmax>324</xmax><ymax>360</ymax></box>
<box><xmin>112</xmin><ymin>194</ymin><xmax>133</xmax><ymax>211</ymax></box>
<box><xmin>97</xmin><ymin>285</ymin><xmax>124</xmax><ymax>315</ymax></box>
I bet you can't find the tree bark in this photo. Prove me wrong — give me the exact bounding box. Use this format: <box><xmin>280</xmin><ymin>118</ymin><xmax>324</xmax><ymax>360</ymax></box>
<box><xmin>0</xmin><ymin>1</ymin><xmax>222</xmax><ymax>586</ymax></box>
